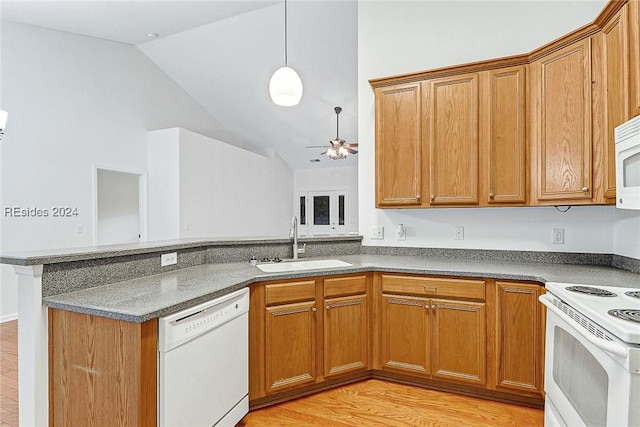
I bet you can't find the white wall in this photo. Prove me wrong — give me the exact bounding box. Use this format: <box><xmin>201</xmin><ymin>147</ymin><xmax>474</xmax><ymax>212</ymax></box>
<box><xmin>356</xmin><ymin>1</ymin><xmax>632</xmax><ymax>256</ymax></box>
<box><xmin>0</xmin><ymin>22</ymin><xmax>269</xmax><ymax>321</ymax></box>
<box><xmin>148</xmin><ymin>128</ymin><xmax>293</xmax><ymax>240</ymax></box>
<box><xmin>294</xmin><ymin>166</ymin><xmax>358</xmax><ymax>235</ymax></box>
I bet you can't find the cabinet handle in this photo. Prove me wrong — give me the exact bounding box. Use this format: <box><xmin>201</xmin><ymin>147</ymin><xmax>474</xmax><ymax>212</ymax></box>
<box><xmin>430</xmin><ymin>194</ymin><xmax>435</xmax><ymax>201</ymax></box>
<box><xmin>489</xmin><ymin>192</ymin><xmax>495</xmax><ymax>199</ymax></box>
<box><xmin>424</xmin><ymin>285</ymin><xmax>437</xmax><ymax>292</ymax></box>
<box><xmin>582</xmin><ymin>186</ymin><xmax>589</xmax><ymax>193</ymax></box>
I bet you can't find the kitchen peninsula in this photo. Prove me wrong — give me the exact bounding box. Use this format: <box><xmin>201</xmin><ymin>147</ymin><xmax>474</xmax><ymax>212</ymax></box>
<box><xmin>2</xmin><ymin>237</ymin><xmax>639</xmax><ymax>426</ymax></box>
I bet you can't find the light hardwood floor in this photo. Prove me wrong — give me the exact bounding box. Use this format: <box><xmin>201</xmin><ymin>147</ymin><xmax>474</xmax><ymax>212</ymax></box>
<box><xmin>0</xmin><ymin>321</ymin><xmax>18</xmax><ymax>427</ymax></box>
<box><xmin>0</xmin><ymin>320</ymin><xmax>543</xmax><ymax>426</ymax></box>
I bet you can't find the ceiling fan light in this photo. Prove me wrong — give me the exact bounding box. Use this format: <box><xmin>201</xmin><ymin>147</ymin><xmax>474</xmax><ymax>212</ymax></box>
<box><xmin>338</xmin><ymin>146</ymin><xmax>349</xmax><ymax>158</ymax></box>
<box><xmin>269</xmin><ymin>66</ymin><xmax>303</xmax><ymax>106</ymax></box>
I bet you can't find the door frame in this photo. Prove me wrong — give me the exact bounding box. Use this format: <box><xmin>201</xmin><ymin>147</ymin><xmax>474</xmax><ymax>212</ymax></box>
<box><xmin>92</xmin><ymin>165</ymin><xmax>148</xmax><ymax>245</ymax></box>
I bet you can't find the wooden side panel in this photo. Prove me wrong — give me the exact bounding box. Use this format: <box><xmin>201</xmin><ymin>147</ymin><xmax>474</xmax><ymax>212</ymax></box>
<box><xmin>431</xmin><ymin>299</ymin><xmax>486</xmax><ymax>386</ymax></box>
<box><xmin>380</xmin><ymin>294</ymin><xmax>430</xmax><ymax>376</ymax></box>
<box><xmin>482</xmin><ymin>66</ymin><xmax>527</xmax><ymax>205</ymax></box>
<box><xmin>323</xmin><ymin>294</ymin><xmax>368</xmax><ymax>378</ymax></box>
<box><xmin>630</xmin><ymin>0</ymin><xmax>640</xmax><ymax>117</ymax></box>
<box><xmin>533</xmin><ymin>38</ymin><xmax>593</xmax><ymax>203</ymax></box>
<box><xmin>49</xmin><ymin>309</ymin><xmax>157</xmax><ymax>427</ymax></box>
<box><xmin>425</xmin><ymin>74</ymin><xmax>479</xmax><ymax>205</ymax></box>
<box><xmin>265</xmin><ymin>301</ymin><xmax>317</xmax><ymax>394</ymax></box>
<box><xmin>375</xmin><ymin>83</ymin><xmax>422</xmax><ymax>207</ymax></box>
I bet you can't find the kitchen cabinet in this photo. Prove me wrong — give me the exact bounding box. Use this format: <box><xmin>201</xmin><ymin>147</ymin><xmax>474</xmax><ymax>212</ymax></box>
<box><xmin>49</xmin><ymin>309</ymin><xmax>157</xmax><ymax>427</ymax></box>
<box><xmin>480</xmin><ymin>66</ymin><xmax>527</xmax><ymax>205</ymax></box>
<box><xmin>529</xmin><ymin>38</ymin><xmax>593</xmax><ymax>204</ymax></box>
<box><xmin>494</xmin><ymin>281</ymin><xmax>545</xmax><ymax>397</ymax></box>
<box><xmin>377</xmin><ymin>274</ymin><xmax>487</xmax><ymax>387</ymax></box>
<box><xmin>630</xmin><ymin>0</ymin><xmax>640</xmax><ymax>117</ymax></box>
<box><xmin>263</xmin><ymin>280</ymin><xmax>318</xmax><ymax>394</ymax></box>
<box><xmin>423</xmin><ymin>73</ymin><xmax>480</xmax><ymax>205</ymax></box>
<box><xmin>593</xmin><ymin>5</ymin><xmax>630</xmax><ymax>202</ymax></box>
<box><xmin>374</xmin><ymin>83</ymin><xmax>422</xmax><ymax>207</ymax></box>
<box><xmin>323</xmin><ymin>275</ymin><xmax>369</xmax><ymax>378</ymax></box>
<box><xmin>249</xmin><ymin>274</ymin><xmax>371</xmax><ymax>404</ymax></box>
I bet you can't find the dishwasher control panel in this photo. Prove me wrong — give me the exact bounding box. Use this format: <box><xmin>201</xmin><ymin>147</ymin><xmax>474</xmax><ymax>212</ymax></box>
<box><xmin>158</xmin><ymin>287</ymin><xmax>249</xmax><ymax>352</ymax></box>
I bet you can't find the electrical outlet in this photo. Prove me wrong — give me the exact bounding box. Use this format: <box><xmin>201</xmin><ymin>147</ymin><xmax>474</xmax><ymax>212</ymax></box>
<box><xmin>454</xmin><ymin>226</ymin><xmax>464</xmax><ymax>240</ymax></box>
<box><xmin>552</xmin><ymin>228</ymin><xmax>564</xmax><ymax>244</ymax></box>
<box><xmin>161</xmin><ymin>252</ymin><xmax>178</xmax><ymax>267</ymax></box>
<box><xmin>370</xmin><ymin>226</ymin><xmax>384</xmax><ymax>240</ymax></box>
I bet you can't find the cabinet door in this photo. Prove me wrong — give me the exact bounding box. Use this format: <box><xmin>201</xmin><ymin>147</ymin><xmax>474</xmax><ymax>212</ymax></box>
<box><xmin>324</xmin><ymin>294</ymin><xmax>368</xmax><ymax>378</ymax></box>
<box><xmin>431</xmin><ymin>299</ymin><xmax>486</xmax><ymax>386</ymax></box>
<box><xmin>482</xmin><ymin>66</ymin><xmax>527</xmax><ymax>205</ymax></box>
<box><xmin>630</xmin><ymin>0</ymin><xmax>640</xmax><ymax>117</ymax></box>
<box><xmin>425</xmin><ymin>73</ymin><xmax>479</xmax><ymax>205</ymax></box>
<box><xmin>531</xmin><ymin>38</ymin><xmax>593</xmax><ymax>203</ymax></box>
<box><xmin>375</xmin><ymin>83</ymin><xmax>422</xmax><ymax>207</ymax></box>
<box><xmin>380</xmin><ymin>294</ymin><xmax>430</xmax><ymax>376</ymax></box>
<box><xmin>594</xmin><ymin>6</ymin><xmax>629</xmax><ymax>202</ymax></box>
<box><xmin>495</xmin><ymin>282</ymin><xmax>544</xmax><ymax>397</ymax></box>
<box><xmin>265</xmin><ymin>301</ymin><xmax>316</xmax><ymax>394</ymax></box>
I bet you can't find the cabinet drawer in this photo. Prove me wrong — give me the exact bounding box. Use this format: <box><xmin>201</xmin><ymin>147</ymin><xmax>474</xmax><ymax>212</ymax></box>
<box><xmin>265</xmin><ymin>280</ymin><xmax>316</xmax><ymax>305</ymax></box>
<box><xmin>381</xmin><ymin>275</ymin><xmax>485</xmax><ymax>300</ymax></box>
<box><xmin>324</xmin><ymin>275</ymin><xmax>368</xmax><ymax>298</ymax></box>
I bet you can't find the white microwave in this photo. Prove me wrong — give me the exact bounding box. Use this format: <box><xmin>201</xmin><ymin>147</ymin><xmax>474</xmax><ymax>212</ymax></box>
<box><xmin>615</xmin><ymin>114</ymin><xmax>640</xmax><ymax>210</ymax></box>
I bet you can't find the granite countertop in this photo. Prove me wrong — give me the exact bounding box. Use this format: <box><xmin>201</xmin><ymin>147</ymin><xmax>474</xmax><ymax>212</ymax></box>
<box><xmin>42</xmin><ymin>254</ymin><xmax>640</xmax><ymax>323</ymax></box>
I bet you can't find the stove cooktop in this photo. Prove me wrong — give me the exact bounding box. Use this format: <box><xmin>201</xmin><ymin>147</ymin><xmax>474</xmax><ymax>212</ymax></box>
<box><xmin>545</xmin><ymin>282</ymin><xmax>640</xmax><ymax>344</ymax></box>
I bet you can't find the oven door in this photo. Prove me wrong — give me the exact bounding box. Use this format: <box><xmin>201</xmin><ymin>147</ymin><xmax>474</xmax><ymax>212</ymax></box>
<box><xmin>540</xmin><ymin>294</ymin><xmax>633</xmax><ymax>427</ymax></box>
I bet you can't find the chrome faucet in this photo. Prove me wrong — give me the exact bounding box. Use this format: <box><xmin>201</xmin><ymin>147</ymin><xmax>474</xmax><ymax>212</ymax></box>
<box><xmin>290</xmin><ymin>216</ymin><xmax>305</xmax><ymax>260</ymax></box>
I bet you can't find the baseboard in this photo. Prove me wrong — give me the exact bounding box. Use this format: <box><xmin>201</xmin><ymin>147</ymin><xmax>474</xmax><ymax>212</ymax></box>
<box><xmin>0</xmin><ymin>313</ymin><xmax>18</xmax><ymax>323</ymax></box>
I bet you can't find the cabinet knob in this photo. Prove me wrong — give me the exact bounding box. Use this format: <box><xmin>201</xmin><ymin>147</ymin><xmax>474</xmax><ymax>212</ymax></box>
<box><xmin>582</xmin><ymin>186</ymin><xmax>589</xmax><ymax>193</ymax></box>
<box><xmin>312</xmin><ymin>307</ymin><xmax>317</xmax><ymax>312</ymax></box>
<box><xmin>430</xmin><ymin>194</ymin><xmax>435</xmax><ymax>201</ymax></box>
<box><xmin>431</xmin><ymin>305</ymin><xmax>436</xmax><ymax>310</ymax></box>
<box><xmin>326</xmin><ymin>305</ymin><xmax>331</xmax><ymax>310</ymax></box>
<box><xmin>416</xmin><ymin>194</ymin><xmax>421</xmax><ymax>200</ymax></box>
<box><xmin>489</xmin><ymin>192</ymin><xmax>495</xmax><ymax>199</ymax></box>
<box><xmin>425</xmin><ymin>304</ymin><xmax>429</xmax><ymax>309</ymax></box>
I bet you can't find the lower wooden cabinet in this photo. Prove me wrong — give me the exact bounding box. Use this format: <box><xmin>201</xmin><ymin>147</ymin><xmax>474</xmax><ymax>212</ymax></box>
<box><xmin>494</xmin><ymin>281</ymin><xmax>545</xmax><ymax>397</ymax></box>
<box><xmin>378</xmin><ymin>274</ymin><xmax>487</xmax><ymax>387</ymax></box>
<box><xmin>250</xmin><ymin>274</ymin><xmax>371</xmax><ymax>403</ymax></box>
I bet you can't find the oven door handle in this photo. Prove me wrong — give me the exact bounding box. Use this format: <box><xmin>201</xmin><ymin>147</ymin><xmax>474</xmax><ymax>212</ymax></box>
<box><xmin>539</xmin><ymin>294</ymin><xmax>628</xmax><ymax>359</ymax></box>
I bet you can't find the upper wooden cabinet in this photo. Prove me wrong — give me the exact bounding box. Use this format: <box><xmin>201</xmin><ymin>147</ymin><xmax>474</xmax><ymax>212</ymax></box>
<box><xmin>370</xmin><ymin>0</ymin><xmax>632</xmax><ymax>209</ymax></box>
<box><xmin>424</xmin><ymin>73</ymin><xmax>480</xmax><ymax>205</ymax></box>
<box><xmin>481</xmin><ymin>66</ymin><xmax>527</xmax><ymax>205</ymax></box>
<box><xmin>530</xmin><ymin>38</ymin><xmax>593</xmax><ymax>204</ymax></box>
<box><xmin>374</xmin><ymin>83</ymin><xmax>422</xmax><ymax>207</ymax></box>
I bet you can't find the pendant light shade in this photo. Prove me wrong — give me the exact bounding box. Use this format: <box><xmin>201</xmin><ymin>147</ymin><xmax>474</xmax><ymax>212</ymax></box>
<box><xmin>269</xmin><ymin>66</ymin><xmax>303</xmax><ymax>106</ymax></box>
<box><xmin>270</xmin><ymin>0</ymin><xmax>302</xmax><ymax>106</ymax></box>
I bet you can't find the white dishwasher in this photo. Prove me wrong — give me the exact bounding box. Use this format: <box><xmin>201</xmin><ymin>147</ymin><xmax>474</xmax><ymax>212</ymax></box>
<box><xmin>158</xmin><ymin>287</ymin><xmax>249</xmax><ymax>427</ymax></box>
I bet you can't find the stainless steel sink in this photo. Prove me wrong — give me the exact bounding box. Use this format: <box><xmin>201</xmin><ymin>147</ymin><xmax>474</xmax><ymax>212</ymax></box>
<box><xmin>256</xmin><ymin>259</ymin><xmax>352</xmax><ymax>273</ymax></box>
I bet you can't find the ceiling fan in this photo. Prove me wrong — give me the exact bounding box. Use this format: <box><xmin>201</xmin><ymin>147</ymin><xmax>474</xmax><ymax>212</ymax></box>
<box><xmin>306</xmin><ymin>106</ymin><xmax>358</xmax><ymax>160</ymax></box>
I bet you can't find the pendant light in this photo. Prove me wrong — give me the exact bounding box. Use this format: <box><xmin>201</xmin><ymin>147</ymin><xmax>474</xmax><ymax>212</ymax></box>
<box><xmin>269</xmin><ymin>0</ymin><xmax>303</xmax><ymax>106</ymax></box>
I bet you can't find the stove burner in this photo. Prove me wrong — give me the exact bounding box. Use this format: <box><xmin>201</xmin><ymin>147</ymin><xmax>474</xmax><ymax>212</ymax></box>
<box><xmin>608</xmin><ymin>309</ymin><xmax>640</xmax><ymax>323</ymax></box>
<box><xmin>624</xmin><ymin>291</ymin><xmax>640</xmax><ymax>299</ymax></box>
<box><xmin>565</xmin><ymin>286</ymin><xmax>617</xmax><ymax>297</ymax></box>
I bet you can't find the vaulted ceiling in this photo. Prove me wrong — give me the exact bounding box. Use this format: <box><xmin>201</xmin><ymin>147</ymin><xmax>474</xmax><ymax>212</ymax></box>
<box><xmin>1</xmin><ymin>0</ymin><xmax>359</xmax><ymax>169</ymax></box>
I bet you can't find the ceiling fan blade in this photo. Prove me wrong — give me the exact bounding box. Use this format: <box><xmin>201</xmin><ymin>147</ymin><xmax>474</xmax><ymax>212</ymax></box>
<box><xmin>305</xmin><ymin>145</ymin><xmax>328</xmax><ymax>148</ymax></box>
<box><xmin>346</xmin><ymin>147</ymin><xmax>358</xmax><ymax>155</ymax></box>
<box><xmin>346</xmin><ymin>143</ymin><xmax>358</xmax><ymax>147</ymax></box>
<box><xmin>320</xmin><ymin>150</ymin><xmax>328</xmax><ymax>155</ymax></box>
